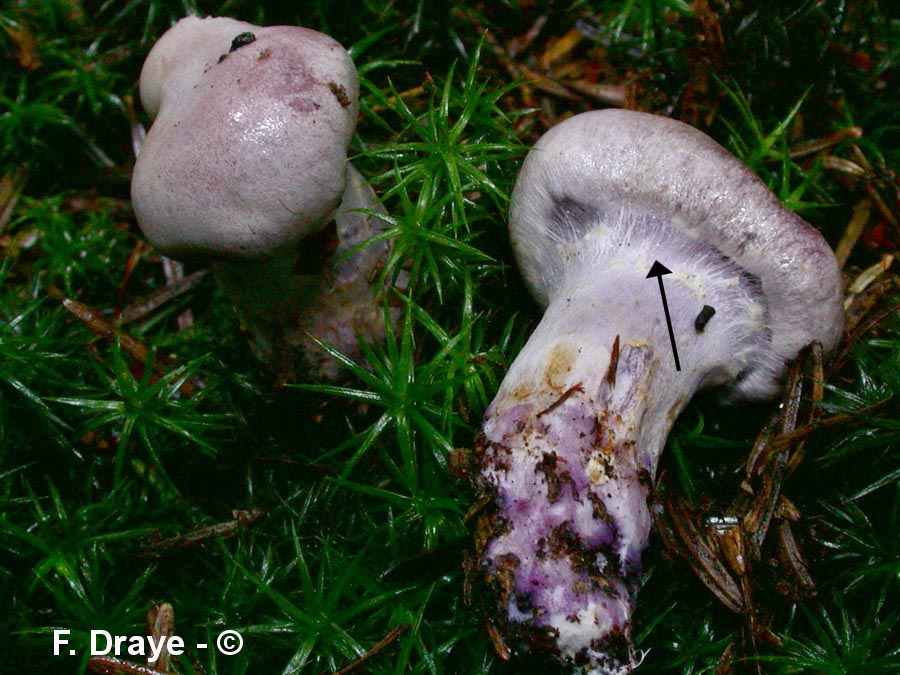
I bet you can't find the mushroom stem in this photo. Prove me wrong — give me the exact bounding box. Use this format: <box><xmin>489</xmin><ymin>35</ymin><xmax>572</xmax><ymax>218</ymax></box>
<box><xmin>476</xmin><ymin>322</ymin><xmax>665</xmax><ymax>672</ymax></box>
<box><xmin>212</xmin><ymin>162</ymin><xmax>391</xmax><ymax>379</ymax></box>
<box><xmin>474</xmin><ymin>255</ymin><xmax>756</xmax><ymax>672</ymax></box>
<box><xmin>211</xmin><ymin>251</ymin><xmax>303</xmax><ymax>369</ymax></box>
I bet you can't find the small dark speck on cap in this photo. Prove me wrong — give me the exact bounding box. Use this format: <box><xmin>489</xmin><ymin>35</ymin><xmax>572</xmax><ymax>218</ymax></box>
<box><xmin>229</xmin><ymin>32</ymin><xmax>257</xmax><ymax>52</ymax></box>
<box><xmin>328</xmin><ymin>82</ymin><xmax>351</xmax><ymax>107</ymax></box>
<box><xmin>695</xmin><ymin>305</ymin><xmax>716</xmax><ymax>332</ymax></box>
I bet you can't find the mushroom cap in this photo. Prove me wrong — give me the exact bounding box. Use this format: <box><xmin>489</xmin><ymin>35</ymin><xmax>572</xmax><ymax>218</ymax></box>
<box><xmin>509</xmin><ymin>109</ymin><xmax>844</xmax><ymax>401</ymax></box>
<box><xmin>131</xmin><ymin>16</ymin><xmax>359</xmax><ymax>259</ymax></box>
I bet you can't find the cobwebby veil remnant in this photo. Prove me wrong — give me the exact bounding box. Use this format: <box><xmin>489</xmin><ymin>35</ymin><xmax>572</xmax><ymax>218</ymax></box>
<box><xmin>472</xmin><ymin>110</ymin><xmax>844</xmax><ymax>673</ymax></box>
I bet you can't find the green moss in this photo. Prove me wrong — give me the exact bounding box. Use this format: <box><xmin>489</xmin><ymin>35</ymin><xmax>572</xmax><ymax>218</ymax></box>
<box><xmin>1</xmin><ymin>1</ymin><xmax>897</xmax><ymax>673</ymax></box>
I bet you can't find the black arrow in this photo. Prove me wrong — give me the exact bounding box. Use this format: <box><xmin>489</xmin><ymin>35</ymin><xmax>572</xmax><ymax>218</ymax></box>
<box><xmin>646</xmin><ymin>261</ymin><xmax>681</xmax><ymax>372</ymax></box>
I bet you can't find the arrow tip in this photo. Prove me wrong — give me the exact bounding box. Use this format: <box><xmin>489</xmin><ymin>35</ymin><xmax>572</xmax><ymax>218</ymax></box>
<box><xmin>646</xmin><ymin>260</ymin><xmax>672</xmax><ymax>278</ymax></box>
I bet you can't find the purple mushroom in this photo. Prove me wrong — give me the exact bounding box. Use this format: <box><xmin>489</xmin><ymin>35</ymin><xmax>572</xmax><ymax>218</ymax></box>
<box><xmin>473</xmin><ymin>110</ymin><xmax>844</xmax><ymax>673</ymax></box>
<box><xmin>131</xmin><ymin>16</ymin><xmax>390</xmax><ymax>380</ymax></box>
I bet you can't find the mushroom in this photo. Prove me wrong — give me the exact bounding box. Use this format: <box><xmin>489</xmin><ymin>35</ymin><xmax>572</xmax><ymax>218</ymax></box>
<box><xmin>131</xmin><ymin>16</ymin><xmax>391</xmax><ymax>379</ymax></box>
<box><xmin>473</xmin><ymin>110</ymin><xmax>844</xmax><ymax>673</ymax></box>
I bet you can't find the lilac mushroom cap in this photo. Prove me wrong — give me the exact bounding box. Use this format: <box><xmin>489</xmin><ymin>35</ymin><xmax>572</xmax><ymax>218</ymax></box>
<box><xmin>130</xmin><ymin>16</ymin><xmax>392</xmax><ymax>379</ymax></box>
<box><xmin>132</xmin><ymin>15</ymin><xmax>359</xmax><ymax>259</ymax></box>
<box><xmin>473</xmin><ymin>110</ymin><xmax>843</xmax><ymax>673</ymax></box>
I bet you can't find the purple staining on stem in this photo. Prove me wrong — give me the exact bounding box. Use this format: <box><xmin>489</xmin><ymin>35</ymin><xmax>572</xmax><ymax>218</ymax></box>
<box><xmin>473</xmin><ymin>110</ymin><xmax>845</xmax><ymax>673</ymax></box>
<box><xmin>476</xmin><ymin>355</ymin><xmax>650</xmax><ymax>673</ymax></box>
